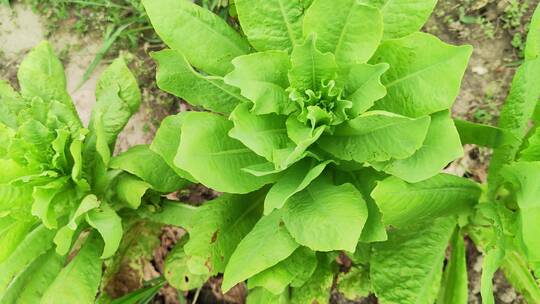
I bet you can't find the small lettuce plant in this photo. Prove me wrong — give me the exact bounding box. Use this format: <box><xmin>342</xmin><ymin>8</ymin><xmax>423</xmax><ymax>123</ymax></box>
<box><xmin>139</xmin><ymin>0</ymin><xmax>517</xmax><ymax>303</ymax></box>
<box><xmin>0</xmin><ymin>42</ymin><xmax>188</xmax><ymax>303</ymax></box>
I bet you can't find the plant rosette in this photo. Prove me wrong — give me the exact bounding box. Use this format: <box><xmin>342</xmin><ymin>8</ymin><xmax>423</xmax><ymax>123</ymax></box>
<box><xmin>143</xmin><ymin>0</ymin><xmax>486</xmax><ymax>302</ymax></box>
<box><xmin>0</xmin><ymin>42</ymin><xmax>188</xmax><ymax>303</ymax></box>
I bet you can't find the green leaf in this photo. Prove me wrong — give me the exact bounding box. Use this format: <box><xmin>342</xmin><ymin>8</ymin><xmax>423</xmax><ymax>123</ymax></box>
<box><xmin>344</xmin><ymin>63</ymin><xmax>389</xmax><ymax>116</ymax></box>
<box><xmin>235</xmin><ymin>0</ymin><xmax>304</xmax><ymax>52</ymax></box>
<box><xmin>264</xmin><ymin>158</ymin><xmax>330</xmax><ymax>215</ymax></box>
<box><xmin>283</xmin><ymin>176</ymin><xmax>368</xmax><ymax>252</ymax></box>
<box><xmin>290</xmin><ymin>253</ymin><xmax>335</xmax><ymax>304</ymax></box>
<box><xmin>489</xmin><ymin>58</ymin><xmax>540</xmax><ymax>187</ymax></box>
<box><xmin>54</xmin><ymin>194</ymin><xmax>100</xmax><ymax>255</ymax></box>
<box><xmin>222</xmin><ymin>211</ymin><xmax>300</xmax><ymax>292</ymax></box>
<box><xmin>17</xmin><ymin>41</ymin><xmax>74</xmax><ymax>108</ymax></box>
<box><xmin>520</xmin><ymin>127</ymin><xmax>540</xmax><ymax>161</ymax></box>
<box><xmin>0</xmin><ymin>225</ymin><xmax>56</xmax><ymax>296</ymax></box>
<box><xmin>114</xmin><ymin>174</ymin><xmax>151</xmax><ymax>209</ymax></box>
<box><xmin>371</xmin><ymin>217</ymin><xmax>455</xmax><ymax>304</ymax></box>
<box><xmin>370</xmin><ymin>32</ymin><xmax>472</xmax><ymax>118</ymax></box>
<box><xmin>229</xmin><ymin>103</ymin><xmax>292</xmax><ymax>162</ymax></box>
<box><xmin>150</xmin><ymin>113</ymin><xmax>196</xmax><ymax>182</ymax></box>
<box><xmin>164</xmin><ymin>238</ymin><xmax>207</xmax><ymax>291</ymax></box>
<box><xmin>96</xmin><ymin>57</ymin><xmax>141</xmax><ymax>115</ymax></box>
<box><xmin>138</xmin><ymin>200</ymin><xmax>198</xmax><ymax>228</ymax></box>
<box><xmin>0</xmin><ymin>219</ymin><xmax>34</xmax><ymax>263</ymax></box>
<box><xmin>152</xmin><ymin>50</ymin><xmax>245</xmax><ymax>114</ymax></box>
<box><xmin>110</xmin><ymin>279</ymin><xmax>165</xmax><ymax>304</ymax></box>
<box><xmin>111</xmin><ymin>145</ymin><xmax>189</xmax><ymax>193</ymax></box>
<box><xmin>142</xmin><ymin>0</ymin><xmax>251</xmax><ymax>76</ymax></box>
<box><xmin>480</xmin><ymin>246</ymin><xmax>504</xmax><ymax>304</ymax></box>
<box><xmin>184</xmin><ymin>192</ymin><xmax>264</xmax><ymax>276</ymax></box>
<box><xmin>0</xmin><ymin>80</ymin><xmax>25</xmax><ymax>129</ymax></box>
<box><xmin>303</xmin><ymin>0</ymin><xmax>382</xmax><ymax>69</ymax></box>
<box><xmin>248</xmin><ymin>246</ymin><xmax>318</xmax><ymax>294</ymax></box>
<box><xmin>337</xmin><ymin>265</ymin><xmax>371</xmax><ymax>301</ymax></box>
<box><xmin>41</xmin><ymin>234</ymin><xmax>103</xmax><ymax>304</ymax></box>
<box><xmin>346</xmin><ymin>168</ymin><xmax>388</xmax><ymax>242</ymax></box>
<box><xmin>317</xmin><ymin>111</ymin><xmax>430</xmax><ymax>163</ymax></box>
<box><xmin>0</xmin><ymin>249</ymin><xmax>65</xmax><ymax>304</ymax></box>
<box><xmin>454</xmin><ymin>119</ymin><xmax>519</xmax><ymax>149</ymax></box>
<box><xmin>363</xmin><ymin>0</ymin><xmax>438</xmax><ymax>39</ymax></box>
<box><xmin>525</xmin><ymin>3</ymin><xmax>540</xmax><ymax>60</ymax></box>
<box><xmin>247</xmin><ymin>287</ymin><xmax>289</xmax><ymax>304</ymax></box>
<box><xmin>31</xmin><ymin>177</ymin><xmax>69</xmax><ymax>229</ymax></box>
<box><xmin>175</xmin><ymin>112</ymin><xmax>275</xmax><ymax>194</ymax></box>
<box><xmin>225</xmin><ymin>51</ymin><xmax>296</xmax><ymax>115</ymax></box>
<box><xmin>372</xmin><ymin>111</ymin><xmax>463</xmax><ymax>183</ymax></box>
<box><xmin>288</xmin><ymin>34</ymin><xmax>338</xmax><ymax>92</ymax></box>
<box><xmin>500</xmin><ymin>162</ymin><xmax>540</xmax><ymax>270</ymax></box>
<box><xmin>371</xmin><ymin>174</ymin><xmax>481</xmax><ymax>228</ymax></box>
<box><xmin>437</xmin><ymin>230</ymin><xmax>468</xmax><ymax>304</ymax></box>
<box><xmin>85</xmin><ymin>203</ymin><xmax>123</xmax><ymax>259</ymax></box>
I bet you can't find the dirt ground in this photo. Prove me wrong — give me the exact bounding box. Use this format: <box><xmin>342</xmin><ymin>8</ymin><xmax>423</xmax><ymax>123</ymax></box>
<box><xmin>0</xmin><ymin>0</ymin><xmax>538</xmax><ymax>303</ymax></box>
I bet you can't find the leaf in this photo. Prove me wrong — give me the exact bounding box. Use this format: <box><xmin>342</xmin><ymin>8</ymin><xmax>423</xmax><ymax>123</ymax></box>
<box><xmin>520</xmin><ymin>127</ymin><xmax>540</xmax><ymax>161</ymax></box>
<box><xmin>288</xmin><ymin>34</ymin><xmax>338</xmax><ymax>92</ymax></box>
<box><xmin>164</xmin><ymin>238</ymin><xmax>207</xmax><ymax>291</ymax></box>
<box><xmin>110</xmin><ymin>145</ymin><xmax>189</xmax><ymax>192</ymax></box>
<box><xmin>500</xmin><ymin>162</ymin><xmax>540</xmax><ymax>270</ymax></box>
<box><xmin>317</xmin><ymin>111</ymin><xmax>430</xmax><ymax>163</ymax></box>
<box><xmin>0</xmin><ymin>80</ymin><xmax>25</xmax><ymax>129</ymax></box>
<box><xmin>371</xmin><ymin>217</ymin><xmax>455</xmax><ymax>304</ymax></box>
<box><xmin>235</xmin><ymin>0</ymin><xmax>304</xmax><ymax>52</ymax></box>
<box><xmin>480</xmin><ymin>246</ymin><xmax>504</xmax><ymax>304</ymax></box>
<box><xmin>110</xmin><ymin>279</ymin><xmax>165</xmax><ymax>304</ymax></box>
<box><xmin>150</xmin><ymin>113</ymin><xmax>196</xmax><ymax>182</ymax></box>
<box><xmin>525</xmin><ymin>3</ymin><xmax>540</xmax><ymax>60</ymax></box>
<box><xmin>139</xmin><ymin>200</ymin><xmax>198</xmax><ymax>228</ymax></box>
<box><xmin>437</xmin><ymin>230</ymin><xmax>468</xmax><ymax>304</ymax></box>
<box><xmin>372</xmin><ymin>111</ymin><xmax>463</xmax><ymax>183</ymax></box>
<box><xmin>229</xmin><ymin>103</ymin><xmax>292</xmax><ymax>162</ymax></box>
<box><xmin>337</xmin><ymin>265</ymin><xmax>371</xmax><ymax>301</ymax></box>
<box><xmin>248</xmin><ymin>246</ymin><xmax>318</xmax><ymax>294</ymax></box>
<box><xmin>225</xmin><ymin>51</ymin><xmax>296</xmax><ymax>115</ymax></box>
<box><xmin>152</xmin><ymin>50</ymin><xmax>245</xmax><ymax>114</ymax></box>
<box><xmin>184</xmin><ymin>192</ymin><xmax>264</xmax><ymax>276</ymax></box>
<box><xmin>290</xmin><ymin>253</ymin><xmax>335</xmax><ymax>304</ymax></box>
<box><xmin>17</xmin><ymin>41</ymin><xmax>74</xmax><ymax>109</ymax></box>
<box><xmin>346</xmin><ymin>168</ymin><xmax>388</xmax><ymax>242</ymax></box>
<box><xmin>247</xmin><ymin>287</ymin><xmax>289</xmax><ymax>304</ymax></box>
<box><xmin>454</xmin><ymin>119</ymin><xmax>519</xmax><ymax>149</ymax></box>
<box><xmin>282</xmin><ymin>176</ymin><xmax>368</xmax><ymax>252</ymax></box>
<box><xmin>0</xmin><ymin>249</ymin><xmax>65</xmax><ymax>304</ymax></box>
<box><xmin>0</xmin><ymin>219</ymin><xmax>33</xmax><ymax>264</ymax></box>
<box><xmin>488</xmin><ymin>58</ymin><xmax>540</xmax><ymax>187</ymax></box>
<box><xmin>114</xmin><ymin>174</ymin><xmax>151</xmax><ymax>209</ymax></box>
<box><xmin>41</xmin><ymin>233</ymin><xmax>103</xmax><ymax>304</ymax></box>
<box><xmin>222</xmin><ymin>211</ymin><xmax>300</xmax><ymax>292</ymax></box>
<box><xmin>371</xmin><ymin>174</ymin><xmax>481</xmax><ymax>228</ymax></box>
<box><xmin>363</xmin><ymin>0</ymin><xmax>438</xmax><ymax>39</ymax></box>
<box><xmin>85</xmin><ymin>203</ymin><xmax>123</xmax><ymax>259</ymax></box>
<box><xmin>0</xmin><ymin>225</ymin><xmax>56</xmax><ymax>295</ymax></box>
<box><xmin>142</xmin><ymin>0</ymin><xmax>251</xmax><ymax>76</ymax></box>
<box><xmin>370</xmin><ymin>32</ymin><xmax>472</xmax><ymax>118</ymax></box>
<box><xmin>54</xmin><ymin>194</ymin><xmax>100</xmax><ymax>255</ymax></box>
<box><xmin>344</xmin><ymin>63</ymin><xmax>389</xmax><ymax>116</ymax></box>
<box><xmin>31</xmin><ymin>177</ymin><xmax>69</xmax><ymax>229</ymax></box>
<box><xmin>264</xmin><ymin>158</ymin><xmax>330</xmax><ymax>215</ymax></box>
<box><xmin>303</xmin><ymin>0</ymin><xmax>382</xmax><ymax>69</ymax></box>
<box><xmin>95</xmin><ymin>56</ymin><xmax>141</xmax><ymax>115</ymax></box>
<box><xmin>175</xmin><ymin>112</ymin><xmax>275</xmax><ymax>194</ymax></box>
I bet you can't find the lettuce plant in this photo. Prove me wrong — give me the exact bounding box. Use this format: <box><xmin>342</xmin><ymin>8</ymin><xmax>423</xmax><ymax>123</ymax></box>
<box><xmin>139</xmin><ymin>0</ymin><xmax>519</xmax><ymax>302</ymax></box>
<box><xmin>452</xmin><ymin>6</ymin><xmax>540</xmax><ymax>304</ymax></box>
<box><xmin>0</xmin><ymin>42</ymin><xmax>188</xmax><ymax>303</ymax></box>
